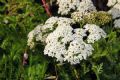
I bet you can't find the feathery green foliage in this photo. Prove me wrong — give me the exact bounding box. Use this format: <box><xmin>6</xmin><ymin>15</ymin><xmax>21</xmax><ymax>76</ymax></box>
<box><xmin>0</xmin><ymin>0</ymin><xmax>48</xmax><ymax>79</ymax></box>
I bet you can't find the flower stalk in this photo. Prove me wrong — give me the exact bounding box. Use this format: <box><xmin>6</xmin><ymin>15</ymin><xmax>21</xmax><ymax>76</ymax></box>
<box><xmin>41</xmin><ymin>0</ymin><xmax>52</xmax><ymax>16</ymax></box>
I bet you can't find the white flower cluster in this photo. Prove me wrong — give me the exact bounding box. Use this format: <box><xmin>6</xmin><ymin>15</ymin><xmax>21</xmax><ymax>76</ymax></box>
<box><xmin>27</xmin><ymin>17</ymin><xmax>59</xmax><ymax>48</ymax></box>
<box><xmin>77</xmin><ymin>0</ymin><xmax>96</xmax><ymax>12</ymax></box>
<box><xmin>71</xmin><ymin>0</ymin><xmax>96</xmax><ymax>22</ymax></box>
<box><xmin>108</xmin><ymin>0</ymin><xmax>120</xmax><ymax>28</ymax></box>
<box><xmin>84</xmin><ymin>24</ymin><xmax>107</xmax><ymax>43</ymax></box>
<box><xmin>44</xmin><ymin>21</ymin><xmax>95</xmax><ymax>64</ymax></box>
<box><xmin>57</xmin><ymin>0</ymin><xmax>80</xmax><ymax>15</ymax></box>
<box><xmin>57</xmin><ymin>0</ymin><xmax>96</xmax><ymax>17</ymax></box>
<box><xmin>27</xmin><ymin>0</ymin><xmax>110</xmax><ymax>64</ymax></box>
<box><xmin>28</xmin><ymin>16</ymin><xmax>107</xmax><ymax>64</ymax></box>
<box><xmin>64</xmin><ymin>39</ymin><xmax>94</xmax><ymax>64</ymax></box>
<box><xmin>27</xmin><ymin>17</ymin><xmax>74</xmax><ymax>48</ymax></box>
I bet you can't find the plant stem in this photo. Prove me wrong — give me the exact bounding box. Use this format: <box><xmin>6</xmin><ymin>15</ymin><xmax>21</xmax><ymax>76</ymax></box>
<box><xmin>41</xmin><ymin>0</ymin><xmax>52</xmax><ymax>16</ymax></box>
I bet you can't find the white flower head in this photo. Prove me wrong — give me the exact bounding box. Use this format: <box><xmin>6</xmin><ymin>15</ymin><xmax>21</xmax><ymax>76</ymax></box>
<box><xmin>64</xmin><ymin>39</ymin><xmax>94</xmax><ymax>64</ymax></box>
<box><xmin>44</xmin><ymin>25</ymin><xmax>74</xmax><ymax>63</ymax></box>
<box><xmin>71</xmin><ymin>0</ymin><xmax>96</xmax><ymax>22</ymax></box>
<box><xmin>28</xmin><ymin>17</ymin><xmax>102</xmax><ymax>64</ymax></box>
<box><xmin>114</xmin><ymin>19</ymin><xmax>120</xmax><ymax>28</ymax></box>
<box><xmin>27</xmin><ymin>17</ymin><xmax>75</xmax><ymax>48</ymax></box>
<box><xmin>57</xmin><ymin>0</ymin><xmax>80</xmax><ymax>15</ymax></box>
<box><xmin>44</xmin><ymin>21</ymin><xmax>94</xmax><ymax>64</ymax></box>
<box><xmin>77</xmin><ymin>0</ymin><xmax>96</xmax><ymax>12</ymax></box>
<box><xmin>108</xmin><ymin>3</ymin><xmax>120</xmax><ymax>19</ymax></box>
<box><xmin>84</xmin><ymin>24</ymin><xmax>107</xmax><ymax>43</ymax></box>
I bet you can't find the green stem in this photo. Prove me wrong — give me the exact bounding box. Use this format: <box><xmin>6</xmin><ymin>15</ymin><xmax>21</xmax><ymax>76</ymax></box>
<box><xmin>71</xmin><ymin>65</ymin><xmax>80</xmax><ymax>80</ymax></box>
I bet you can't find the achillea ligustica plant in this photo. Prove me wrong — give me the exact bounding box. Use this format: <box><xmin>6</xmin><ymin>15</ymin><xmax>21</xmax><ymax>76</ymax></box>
<box><xmin>0</xmin><ymin>0</ymin><xmax>120</xmax><ymax>80</ymax></box>
<box><xmin>28</xmin><ymin>0</ymin><xmax>110</xmax><ymax>65</ymax></box>
<box><xmin>27</xmin><ymin>0</ymin><xmax>120</xmax><ymax>80</ymax></box>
